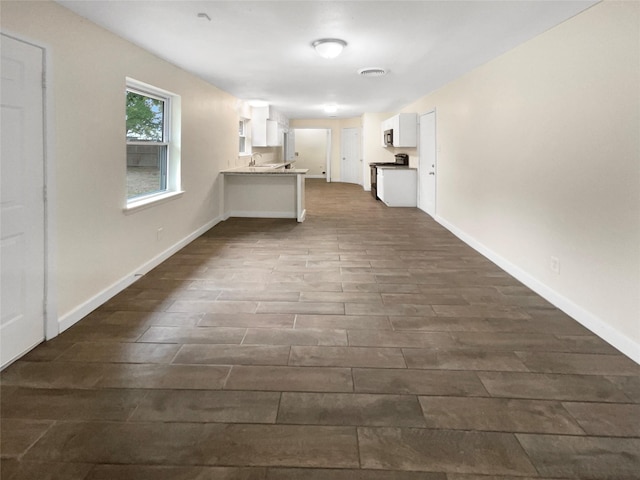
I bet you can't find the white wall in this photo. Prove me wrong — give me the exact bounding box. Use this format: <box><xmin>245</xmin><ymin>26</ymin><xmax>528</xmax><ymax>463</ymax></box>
<box><xmin>399</xmin><ymin>1</ymin><xmax>640</xmax><ymax>361</ymax></box>
<box><xmin>293</xmin><ymin>129</ymin><xmax>328</xmax><ymax>176</ymax></box>
<box><xmin>251</xmin><ymin>147</ymin><xmax>283</xmax><ymax>165</ymax></box>
<box><xmin>1</xmin><ymin>1</ymin><xmax>241</xmax><ymax>330</ymax></box>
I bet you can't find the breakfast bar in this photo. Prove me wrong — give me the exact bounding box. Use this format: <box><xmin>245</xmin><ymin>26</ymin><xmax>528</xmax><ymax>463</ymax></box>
<box><xmin>221</xmin><ymin>164</ymin><xmax>309</xmax><ymax>222</ymax></box>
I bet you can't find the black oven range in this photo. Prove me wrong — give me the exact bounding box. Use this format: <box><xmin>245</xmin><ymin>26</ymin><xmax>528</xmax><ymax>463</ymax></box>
<box><xmin>370</xmin><ymin>154</ymin><xmax>409</xmax><ymax>200</ymax></box>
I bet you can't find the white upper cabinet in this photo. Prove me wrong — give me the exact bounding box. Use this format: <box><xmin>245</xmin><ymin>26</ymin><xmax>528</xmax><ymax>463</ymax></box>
<box><xmin>381</xmin><ymin>113</ymin><xmax>417</xmax><ymax>147</ymax></box>
<box><xmin>252</xmin><ymin>105</ymin><xmax>288</xmax><ymax>147</ymax></box>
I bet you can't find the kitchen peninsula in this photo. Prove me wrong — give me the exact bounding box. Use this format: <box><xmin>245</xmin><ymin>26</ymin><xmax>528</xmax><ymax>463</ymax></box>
<box><xmin>221</xmin><ymin>163</ymin><xmax>309</xmax><ymax>222</ymax></box>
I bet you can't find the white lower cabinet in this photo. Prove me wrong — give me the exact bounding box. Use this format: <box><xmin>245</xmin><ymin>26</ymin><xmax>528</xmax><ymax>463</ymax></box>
<box><xmin>377</xmin><ymin>168</ymin><xmax>417</xmax><ymax>207</ymax></box>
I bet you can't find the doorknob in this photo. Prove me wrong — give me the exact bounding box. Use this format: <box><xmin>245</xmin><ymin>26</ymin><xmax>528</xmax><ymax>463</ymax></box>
<box><xmin>429</xmin><ymin>172</ymin><xmax>435</xmax><ymax>175</ymax></box>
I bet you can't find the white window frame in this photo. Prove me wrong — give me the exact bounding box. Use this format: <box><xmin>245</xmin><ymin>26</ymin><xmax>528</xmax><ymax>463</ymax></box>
<box><xmin>239</xmin><ymin>118</ymin><xmax>248</xmax><ymax>154</ymax></box>
<box><xmin>124</xmin><ymin>78</ymin><xmax>183</xmax><ymax>213</ymax></box>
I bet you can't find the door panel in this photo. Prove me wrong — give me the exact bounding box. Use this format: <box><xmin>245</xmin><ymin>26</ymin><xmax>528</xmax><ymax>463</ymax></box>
<box><xmin>1</xmin><ymin>34</ymin><xmax>46</xmax><ymax>368</ymax></box>
<box><xmin>418</xmin><ymin>111</ymin><xmax>436</xmax><ymax>216</ymax></box>
<box><xmin>341</xmin><ymin>128</ymin><xmax>361</xmax><ymax>185</ymax></box>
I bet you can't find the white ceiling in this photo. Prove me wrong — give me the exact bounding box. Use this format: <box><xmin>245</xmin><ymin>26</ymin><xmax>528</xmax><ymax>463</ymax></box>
<box><xmin>56</xmin><ymin>0</ymin><xmax>597</xmax><ymax>119</ymax></box>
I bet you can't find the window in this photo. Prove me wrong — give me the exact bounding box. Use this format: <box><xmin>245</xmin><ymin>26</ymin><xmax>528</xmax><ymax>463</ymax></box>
<box><xmin>239</xmin><ymin>119</ymin><xmax>248</xmax><ymax>154</ymax></box>
<box><xmin>125</xmin><ymin>78</ymin><xmax>181</xmax><ymax>209</ymax></box>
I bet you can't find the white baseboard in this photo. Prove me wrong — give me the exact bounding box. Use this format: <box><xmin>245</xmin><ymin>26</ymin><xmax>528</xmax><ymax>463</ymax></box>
<box><xmin>58</xmin><ymin>215</ymin><xmax>223</xmax><ymax>333</ymax></box>
<box><xmin>435</xmin><ymin>215</ymin><xmax>640</xmax><ymax>364</ymax></box>
<box><xmin>306</xmin><ymin>175</ymin><xmax>326</xmax><ymax>179</ymax></box>
<box><xmin>224</xmin><ymin>210</ymin><xmax>296</xmax><ymax>219</ymax></box>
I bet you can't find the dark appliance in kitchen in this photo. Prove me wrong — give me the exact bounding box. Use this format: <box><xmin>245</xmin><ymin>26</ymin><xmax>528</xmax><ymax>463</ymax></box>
<box><xmin>384</xmin><ymin>129</ymin><xmax>393</xmax><ymax>147</ymax></box>
<box><xmin>370</xmin><ymin>153</ymin><xmax>409</xmax><ymax>200</ymax></box>
<box><xmin>394</xmin><ymin>153</ymin><xmax>408</xmax><ymax>165</ymax></box>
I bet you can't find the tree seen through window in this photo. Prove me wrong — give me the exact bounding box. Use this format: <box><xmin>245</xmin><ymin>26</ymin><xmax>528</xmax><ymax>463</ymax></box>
<box><xmin>126</xmin><ymin>91</ymin><xmax>164</xmax><ymax>141</ymax></box>
<box><xmin>126</xmin><ymin>89</ymin><xmax>168</xmax><ymax>199</ymax></box>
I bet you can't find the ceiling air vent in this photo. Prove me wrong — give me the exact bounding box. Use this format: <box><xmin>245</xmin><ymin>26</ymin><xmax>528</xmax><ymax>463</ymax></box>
<box><xmin>358</xmin><ymin>68</ymin><xmax>387</xmax><ymax>77</ymax></box>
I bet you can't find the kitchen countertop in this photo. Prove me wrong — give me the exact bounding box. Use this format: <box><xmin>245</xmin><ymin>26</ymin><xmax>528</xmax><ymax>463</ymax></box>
<box><xmin>222</xmin><ymin>162</ymin><xmax>308</xmax><ymax>175</ymax></box>
<box><xmin>222</xmin><ymin>162</ymin><xmax>308</xmax><ymax>222</ymax></box>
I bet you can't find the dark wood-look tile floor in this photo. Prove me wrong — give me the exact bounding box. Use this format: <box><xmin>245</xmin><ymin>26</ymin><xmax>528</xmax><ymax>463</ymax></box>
<box><xmin>2</xmin><ymin>179</ymin><xmax>639</xmax><ymax>480</ymax></box>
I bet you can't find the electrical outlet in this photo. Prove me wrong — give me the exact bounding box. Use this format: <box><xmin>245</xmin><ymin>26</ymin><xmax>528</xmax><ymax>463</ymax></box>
<box><xmin>157</xmin><ymin>227</ymin><xmax>163</xmax><ymax>241</ymax></box>
<box><xmin>550</xmin><ymin>256</ymin><xmax>560</xmax><ymax>274</ymax></box>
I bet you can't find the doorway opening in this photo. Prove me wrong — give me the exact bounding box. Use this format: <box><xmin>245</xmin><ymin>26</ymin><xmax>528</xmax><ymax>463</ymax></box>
<box><xmin>293</xmin><ymin>128</ymin><xmax>331</xmax><ymax>181</ymax></box>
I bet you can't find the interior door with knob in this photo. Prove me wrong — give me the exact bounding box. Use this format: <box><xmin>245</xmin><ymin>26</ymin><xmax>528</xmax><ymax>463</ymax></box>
<box><xmin>418</xmin><ymin>111</ymin><xmax>436</xmax><ymax>217</ymax></box>
<box><xmin>340</xmin><ymin>127</ymin><xmax>361</xmax><ymax>185</ymax></box>
<box><xmin>1</xmin><ymin>34</ymin><xmax>47</xmax><ymax>368</ymax></box>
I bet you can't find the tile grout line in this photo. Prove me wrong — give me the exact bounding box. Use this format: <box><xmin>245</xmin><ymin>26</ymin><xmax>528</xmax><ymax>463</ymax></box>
<box><xmin>221</xmin><ymin>365</ymin><xmax>234</xmax><ymax>390</ymax></box>
<box><xmin>14</xmin><ymin>418</ymin><xmax>57</xmax><ymax>462</ymax></box>
<box><xmin>167</xmin><ymin>343</ymin><xmax>184</xmax><ymax>365</ymax></box>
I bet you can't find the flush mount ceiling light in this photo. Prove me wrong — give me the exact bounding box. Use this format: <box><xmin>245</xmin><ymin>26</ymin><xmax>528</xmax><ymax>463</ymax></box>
<box><xmin>312</xmin><ymin>39</ymin><xmax>347</xmax><ymax>59</ymax></box>
<box><xmin>323</xmin><ymin>104</ymin><xmax>338</xmax><ymax>114</ymax></box>
<box><xmin>358</xmin><ymin>67</ymin><xmax>387</xmax><ymax>77</ymax></box>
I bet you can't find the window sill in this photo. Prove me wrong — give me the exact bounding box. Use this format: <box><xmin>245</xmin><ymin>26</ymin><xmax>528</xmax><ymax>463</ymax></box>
<box><xmin>124</xmin><ymin>190</ymin><xmax>184</xmax><ymax>214</ymax></box>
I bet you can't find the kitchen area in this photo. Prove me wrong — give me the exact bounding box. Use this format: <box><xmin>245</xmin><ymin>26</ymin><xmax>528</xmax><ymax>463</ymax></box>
<box><xmin>224</xmin><ymin>106</ymin><xmax>421</xmax><ymax>221</ymax></box>
<box><xmin>221</xmin><ymin>103</ymin><xmax>308</xmax><ymax>222</ymax></box>
<box><xmin>370</xmin><ymin>153</ymin><xmax>417</xmax><ymax>207</ymax></box>
<box><xmin>221</xmin><ymin>160</ymin><xmax>309</xmax><ymax>223</ymax></box>
<box><xmin>370</xmin><ymin>112</ymin><xmax>418</xmax><ymax>207</ymax></box>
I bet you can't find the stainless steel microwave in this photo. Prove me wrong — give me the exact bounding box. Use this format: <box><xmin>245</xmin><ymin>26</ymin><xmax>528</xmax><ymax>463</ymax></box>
<box><xmin>384</xmin><ymin>129</ymin><xmax>393</xmax><ymax>147</ymax></box>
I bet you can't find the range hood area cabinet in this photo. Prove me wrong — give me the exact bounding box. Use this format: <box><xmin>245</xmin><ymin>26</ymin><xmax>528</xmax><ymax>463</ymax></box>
<box><xmin>251</xmin><ymin>105</ymin><xmax>288</xmax><ymax>147</ymax></box>
<box><xmin>381</xmin><ymin>113</ymin><xmax>417</xmax><ymax>147</ymax></box>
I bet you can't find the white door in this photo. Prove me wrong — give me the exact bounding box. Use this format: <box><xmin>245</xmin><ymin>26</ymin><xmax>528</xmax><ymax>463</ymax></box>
<box><xmin>340</xmin><ymin>128</ymin><xmax>361</xmax><ymax>184</ymax></box>
<box><xmin>418</xmin><ymin>111</ymin><xmax>436</xmax><ymax>216</ymax></box>
<box><xmin>1</xmin><ymin>35</ymin><xmax>46</xmax><ymax>368</ymax></box>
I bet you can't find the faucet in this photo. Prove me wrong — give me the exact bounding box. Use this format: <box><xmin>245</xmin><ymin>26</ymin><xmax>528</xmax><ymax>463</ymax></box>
<box><xmin>249</xmin><ymin>152</ymin><xmax>262</xmax><ymax>166</ymax></box>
